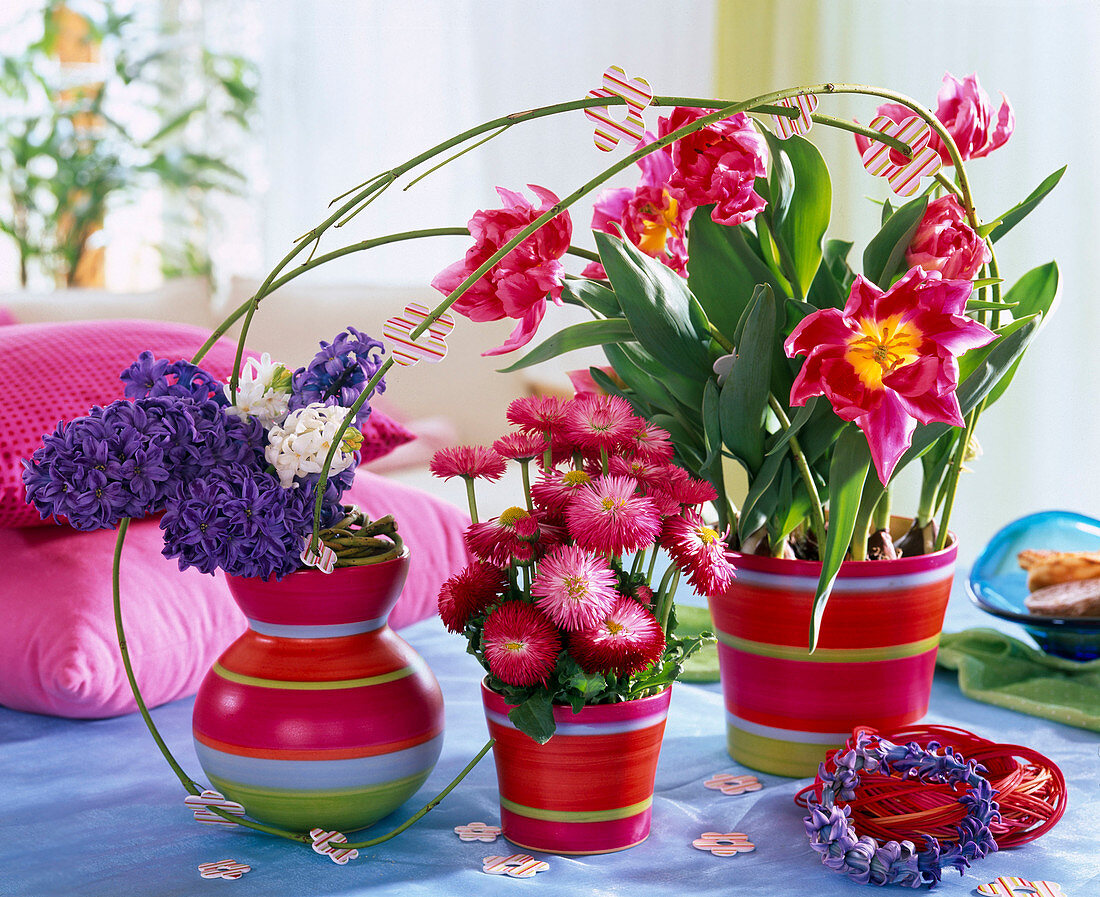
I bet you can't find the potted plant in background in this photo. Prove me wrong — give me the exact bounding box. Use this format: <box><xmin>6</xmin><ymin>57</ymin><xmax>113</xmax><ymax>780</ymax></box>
<box><xmin>0</xmin><ymin>0</ymin><xmax>256</xmax><ymax>289</ymax></box>
<box><xmin>430</xmin><ymin>393</ymin><xmax>727</xmax><ymax>853</ymax></box>
<box><xmin>22</xmin><ymin>328</ymin><xmax>445</xmax><ymax>833</ymax></box>
<box><xmin>432</xmin><ymin>74</ymin><xmax>1062</xmax><ymax>776</ymax></box>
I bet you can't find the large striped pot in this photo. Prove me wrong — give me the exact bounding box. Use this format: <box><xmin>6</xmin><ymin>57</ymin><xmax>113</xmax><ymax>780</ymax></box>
<box><xmin>709</xmin><ymin>538</ymin><xmax>956</xmax><ymax>778</ymax></box>
<box><xmin>481</xmin><ymin>683</ymin><xmax>671</xmax><ymax>855</ymax></box>
<box><xmin>192</xmin><ymin>552</ymin><xmax>444</xmax><ymax>831</ymax></box>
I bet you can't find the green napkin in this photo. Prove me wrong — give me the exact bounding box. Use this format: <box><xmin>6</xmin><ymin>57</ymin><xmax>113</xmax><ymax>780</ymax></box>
<box><xmin>673</xmin><ymin>605</ymin><xmax>720</xmax><ymax>682</ymax></box>
<box><xmin>936</xmin><ymin>628</ymin><xmax>1100</xmax><ymax>731</ymax></box>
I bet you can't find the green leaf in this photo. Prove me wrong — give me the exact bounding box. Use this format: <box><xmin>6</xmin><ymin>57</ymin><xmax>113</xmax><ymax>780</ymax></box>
<box><xmin>562</xmin><ymin>278</ymin><xmax>620</xmax><ymax>317</ymax></box>
<box><xmin>686</xmin><ymin>212</ymin><xmax>785</xmax><ymax>337</ymax></box>
<box><xmin>766</xmin><ymin>397</ymin><xmax>819</xmax><ymax>457</ymax></box>
<box><xmin>862</xmin><ymin>195</ymin><xmax>928</xmax><ymax>288</ymax></box>
<box><xmin>983</xmin><ymin>263</ymin><xmax>1059</xmax><ymax>405</ymax></box>
<box><xmin>496</xmin><ymin>319</ymin><xmax>635</xmax><ymax>373</ymax></box>
<box><xmin>881</xmin><ymin>197</ymin><xmax>894</xmax><ymax>226</ymax></box>
<box><xmin>596</xmin><ymin>231</ymin><xmax>712</xmax><ymax>380</ymax></box>
<box><xmin>809</xmin><ymin>426</ymin><xmax>871</xmax><ymax>651</ymax></box>
<box><xmin>719</xmin><ymin>285</ymin><xmax>775</xmax><ymax>473</ymax></box>
<box><xmin>738</xmin><ymin>450</ymin><xmax>787</xmax><ymax>543</ymax></box>
<box><xmin>989</xmin><ymin>166</ymin><xmax>1066</xmax><ymax>243</ymax></box>
<box><xmin>604</xmin><ymin>342</ymin><xmax>676</xmax><ymax>412</ymax></box>
<box><xmin>965</xmin><ymin>297</ymin><xmax>1015</xmax><ymax>312</ymax></box>
<box><xmin>768</xmin><ymin>134</ymin><xmax>831</xmax><ymax>300</ymax></box>
<box><xmin>507</xmin><ymin>692</ymin><xmax>556</xmax><ymax>744</ymax></box>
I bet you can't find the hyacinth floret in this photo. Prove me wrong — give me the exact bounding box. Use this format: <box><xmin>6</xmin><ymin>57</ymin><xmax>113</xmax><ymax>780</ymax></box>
<box><xmin>289</xmin><ymin>326</ymin><xmax>386</xmax><ymax>427</ymax></box>
<box><xmin>803</xmin><ymin>732</ymin><xmax>1000</xmax><ymax>888</ymax></box>
<box><xmin>120</xmin><ymin>351</ymin><xmax>227</xmax><ymax>405</ymax></box>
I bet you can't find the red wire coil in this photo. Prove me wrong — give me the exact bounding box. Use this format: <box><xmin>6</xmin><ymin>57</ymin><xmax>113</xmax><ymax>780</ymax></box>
<box><xmin>794</xmin><ymin>725</ymin><xmax>1067</xmax><ymax>850</ymax></box>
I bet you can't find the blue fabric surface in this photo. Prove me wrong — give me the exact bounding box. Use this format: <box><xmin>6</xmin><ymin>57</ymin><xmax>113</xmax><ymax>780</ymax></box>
<box><xmin>1</xmin><ymin>586</ymin><xmax>1097</xmax><ymax>897</ymax></box>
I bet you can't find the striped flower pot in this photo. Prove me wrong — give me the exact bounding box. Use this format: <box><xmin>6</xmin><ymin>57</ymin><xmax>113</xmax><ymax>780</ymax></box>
<box><xmin>192</xmin><ymin>552</ymin><xmax>444</xmax><ymax>831</ymax></box>
<box><xmin>481</xmin><ymin>682</ymin><xmax>671</xmax><ymax>855</ymax></box>
<box><xmin>708</xmin><ymin>536</ymin><xmax>956</xmax><ymax>778</ymax></box>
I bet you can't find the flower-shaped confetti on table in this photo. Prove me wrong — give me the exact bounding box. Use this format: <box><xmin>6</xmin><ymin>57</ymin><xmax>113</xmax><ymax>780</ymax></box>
<box><xmin>309</xmin><ymin>829</ymin><xmax>359</xmax><ymax>865</ymax></box>
<box><xmin>692</xmin><ymin>832</ymin><xmax>756</xmax><ymax>857</ymax></box>
<box><xmin>184</xmin><ymin>789</ymin><xmax>246</xmax><ymax>827</ymax></box>
<box><xmin>703</xmin><ymin>773</ymin><xmax>763</xmax><ymax>796</ymax></box>
<box><xmin>198</xmin><ymin>859</ymin><xmax>251</xmax><ymax>880</ymax></box>
<box><xmin>771</xmin><ymin>93</ymin><xmax>818</xmax><ymax>139</ymax></box>
<box><xmin>977</xmin><ymin>877</ymin><xmax>1067</xmax><ymax>897</ymax></box>
<box><xmin>482</xmin><ymin>854</ymin><xmax>550</xmax><ymax>878</ymax></box>
<box><xmin>860</xmin><ymin>115</ymin><xmax>942</xmax><ymax>196</ymax></box>
<box><xmin>454</xmin><ymin>822</ymin><xmax>502</xmax><ymax>843</ymax></box>
<box><xmin>383</xmin><ymin>302</ymin><xmax>454</xmax><ymax>367</ymax></box>
<box><xmin>585</xmin><ymin>65</ymin><xmax>654</xmax><ymax>152</ymax></box>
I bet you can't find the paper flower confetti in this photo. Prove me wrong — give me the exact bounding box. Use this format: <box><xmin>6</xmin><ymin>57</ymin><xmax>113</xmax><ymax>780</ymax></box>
<box><xmin>184</xmin><ymin>789</ymin><xmax>246</xmax><ymax>827</ymax></box>
<box><xmin>482</xmin><ymin>854</ymin><xmax>550</xmax><ymax>878</ymax></box>
<box><xmin>584</xmin><ymin>65</ymin><xmax>654</xmax><ymax>152</ymax></box>
<box><xmin>300</xmin><ymin>539</ymin><xmax>336</xmax><ymax>573</ymax></box>
<box><xmin>692</xmin><ymin>832</ymin><xmax>756</xmax><ymax>857</ymax></box>
<box><xmin>454</xmin><ymin>822</ymin><xmax>502</xmax><ymax>843</ymax></box>
<box><xmin>860</xmin><ymin>115</ymin><xmax>942</xmax><ymax>196</ymax></box>
<box><xmin>977</xmin><ymin>878</ymin><xmax>1067</xmax><ymax>897</ymax></box>
<box><xmin>198</xmin><ymin>860</ymin><xmax>251</xmax><ymax>880</ymax></box>
<box><xmin>383</xmin><ymin>302</ymin><xmax>454</xmax><ymax>367</ymax></box>
<box><xmin>771</xmin><ymin>94</ymin><xmax>818</xmax><ymax>139</ymax></box>
<box><xmin>310</xmin><ymin>828</ymin><xmax>359</xmax><ymax>865</ymax></box>
<box><xmin>703</xmin><ymin>773</ymin><xmax>763</xmax><ymax>796</ymax></box>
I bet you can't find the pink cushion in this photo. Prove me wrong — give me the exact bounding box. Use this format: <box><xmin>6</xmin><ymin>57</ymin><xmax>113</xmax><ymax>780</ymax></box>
<box><xmin>0</xmin><ymin>320</ymin><xmax>416</xmax><ymax>528</ymax></box>
<box><xmin>0</xmin><ymin>470</ymin><xmax>470</xmax><ymax>719</ymax></box>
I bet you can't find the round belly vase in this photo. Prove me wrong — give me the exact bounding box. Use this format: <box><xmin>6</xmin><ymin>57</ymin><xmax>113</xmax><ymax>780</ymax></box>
<box><xmin>192</xmin><ymin>551</ymin><xmax>444</xmax><ymax>832</ymax></box>
<box><xmin>708</xmin><ymin>529</ymin><xmax>957</xmax><ymax>778</ymax></box>
<box><xmin>481</xmin><ymin>682</ymin><xmax>672</xmax><ymax>855</ymax></box>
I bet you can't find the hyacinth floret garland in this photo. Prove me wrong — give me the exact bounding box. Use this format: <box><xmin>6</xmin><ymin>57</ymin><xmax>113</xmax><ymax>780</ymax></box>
<box><xmin>803</xmin><ymin>731</ymin><xmax>1000</xmax><ymax>888</ymax></box>
<box><xmin>288</xmin><ymin>326</ymin><xmax>387</xmax><ymax>427</ymax></box>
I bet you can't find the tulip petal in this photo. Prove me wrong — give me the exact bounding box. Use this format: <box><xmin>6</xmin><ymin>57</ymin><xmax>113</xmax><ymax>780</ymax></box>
<box><xmin>859</xmin><ymin>391</ymin><xmax>916</xmax><ymax>484</ymax></box>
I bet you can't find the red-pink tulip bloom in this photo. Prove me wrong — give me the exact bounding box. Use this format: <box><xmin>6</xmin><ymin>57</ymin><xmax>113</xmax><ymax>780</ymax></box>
<box><xmin>906</xmin><ymin>195</ymin><xmax>991</xmax><ymax>280</ymax></box>
<box><xmin>432</xmin><ymin>184</ymin><xmax>572</xmax><ymax>356</ymax></box>
<box><xmin>583</xmin><ymin>136</ymin><xmax>692</xmax><ymax>279</ymax></box>
<box><xmin>784</xmin><ymin>267</ymin><xmax>996</xmax><ymax>484</ymax></box>
<box><xmin>854</xmin><ymin>72</ymin><xmax>1013</xmax><ymax>166</ymax></box>
<box><xmin>658</xmin><ymin>107</ymin><xmax>768</xmax><ymax>226</ymax></box>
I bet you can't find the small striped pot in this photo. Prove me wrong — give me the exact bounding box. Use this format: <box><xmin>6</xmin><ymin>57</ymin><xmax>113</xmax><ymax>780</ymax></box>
<box><xmin>481</xmin><ymin>683</ymin><xmax>671</xmax><ymax>855</ymax></box>
<box><xmin>192</xmin><ymin>552</ymin><xmax>444</xmax><ymax>832</ymax></box>
<box><xmin>709</xmin><ymin>537</ymin><xmax>956</xmax><ymax>778</ymax></box>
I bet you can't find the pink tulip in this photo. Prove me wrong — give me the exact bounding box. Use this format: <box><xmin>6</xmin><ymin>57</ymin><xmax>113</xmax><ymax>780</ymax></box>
<box><xmin>906</xmin><ymin>195</ymin><xmax>991</xmax><ymax>280</ymax></box>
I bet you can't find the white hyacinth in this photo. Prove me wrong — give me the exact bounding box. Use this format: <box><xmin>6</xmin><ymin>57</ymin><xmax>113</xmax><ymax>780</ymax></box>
<box><xmin>223</xmin><ymin>353</ymin><xmax>292</xmax><ymax>425</ymax></box>
<box><xmin>264</xmin><ymin>404</ymin><xmax>362</xmax><ymax>488</ymax></box>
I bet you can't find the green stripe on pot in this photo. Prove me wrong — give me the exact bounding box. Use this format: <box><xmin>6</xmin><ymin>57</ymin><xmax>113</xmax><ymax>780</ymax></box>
<box><xmin>726</xmin><ymin>728</ymin><xmax>834</xmax><ymax>779</ymax></box>
<box><xmin>499</xmin><ymin>795</ymin><xmax>652</xmax><ymax>823</ymax></box>
<box><xmin>715</xmin><ymin>631</ymin><xmax>941</xmax><ymax>662</ymax></box>
<box><xmin>212</xmin><ymin>662</ymin><xmax>413</xmax><ymax>690</ymax></box>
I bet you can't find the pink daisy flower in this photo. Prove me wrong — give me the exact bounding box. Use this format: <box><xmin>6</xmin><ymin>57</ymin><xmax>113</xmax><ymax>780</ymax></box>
<box><xmin>482</xmin><ymin>601</ymin><xmax>561</xmax><ymax>686</ymax></box>
<box><xmin>530</xmin><ymin>467</ymin><xmax>594</xmax><ymax>519</ymax></box>
<box><xmin>437</xmin><ymin>562</ymin><xmax>508</xmax><ymax>633</ymax></box>
<box><xmin>531</xmin><ymin>544</ymin><xmax>619</xmax><ymax>631</ymax></box>
<box><xmin>465</xmin><ymin>506</ymin><xmax>540</xmax><ymax>565</ymax></box>
<box><xmin>565</xmin><ymin>475</ymin><xmax>662</xmax><ymax>556</ymax></box>
<box><xmin>663</xmin><ymin>473</ymin><xmax>719</xmax><ymax>508</ymax></box>
<box><xmin>660</xmin><ymin>512</ymin><xmax>736</xmax><ymax>597</ymax></box>
<box><xmin>493</xmin><ymin>430</ymin><xmax>548</xmax><ymax>462</ymax></box>
<box><xmin>608</xmin><ymin>455</ymin><xmax>670</xmax><ymax>490</ymax></box>
<box><xmin>506</xmin><ymin>395</ymin><xmax>567</xmax><ymax>436</ymax></box>
<box><xmin>624</xmin><ymin>420</ymin><xmax>675</xmax><ymax>463</ymax></box>
<box><xmin>560</xmin><ymin>395</ymin><xmax>637</xmax><ymax>454</ymax></box>
<box><xmin>430</xmin><ymin>445</ymin><xmax>507</xmax><ymax>481</ymax></box>
<box><xmin>568</xmin><ymin>595</ymin><xmax>666</xmax><ymax>677</ymax></box>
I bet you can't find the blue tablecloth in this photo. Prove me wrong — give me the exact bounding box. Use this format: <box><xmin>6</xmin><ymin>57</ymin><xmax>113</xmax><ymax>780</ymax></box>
<box><xmin>1</xmin><ymin>588</ymin><xmax>1096</xmax><ymax>897</ymax></box>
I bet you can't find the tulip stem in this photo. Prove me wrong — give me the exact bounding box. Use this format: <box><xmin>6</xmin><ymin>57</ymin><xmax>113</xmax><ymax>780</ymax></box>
<box><xmin>768</xmin><ymin>394</ymin><xmax>826</xmax><ymax>550</ymax></box>
<box><xmin>936</xmin><ymin>404</ymin><xmax>981</xmax><ymax>551</ymax></box>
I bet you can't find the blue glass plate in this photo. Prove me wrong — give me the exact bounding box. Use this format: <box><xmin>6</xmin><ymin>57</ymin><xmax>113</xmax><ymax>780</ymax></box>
<box><xmin>968</xmin><ymin>510</ymin><xmax>1100</xmax><ymax>660</ymax></box>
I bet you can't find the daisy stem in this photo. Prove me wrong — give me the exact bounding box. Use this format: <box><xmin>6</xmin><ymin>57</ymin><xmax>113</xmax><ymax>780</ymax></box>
<box><xmin>631</xmin><ymin>548</ymin><xmax>646</xmax><ymax>577</ymax></box>
<box><xmin>767</xmin><ymin>394</ymin><xmax>826</xmax><ymax>548</ymax></box>
<box><xmin>519</xmin><ymin>459</ymin><xmax>533</xmax><ymax>512</ymax></box>
<box><xmin>463</xmin><ymin>476</ymin><xmax>479</xmax><ymax>525</ymax></box>
<box><xmin>646</xmin><ymin>545</ymin><xmax>660</xmax><ymax>584</ymax></box>
<box><xmin>521</xmin><ymin>563</ymin><xmax>531</xmax><ymax>601</ymax></box>
<box><xmin>600</xmin><ymin>446</ymin><xmax>609</xmax><ymax>477</ymax></box>
<box><xmin>656</xmin><ymin>567</ymin><xmax>681</xmax><ymax>637</ymax></box>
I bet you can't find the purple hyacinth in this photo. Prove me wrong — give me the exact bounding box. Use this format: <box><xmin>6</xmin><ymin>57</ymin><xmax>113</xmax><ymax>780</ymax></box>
<box><xmin>289</xmin><ymin>326</ymin><xmax>386</xmax><ymax>427</ymax></box>
<box><xmin>121</xmin><ymin>351</ymin><xmax>227</xmax><ymax>406</ymax></box>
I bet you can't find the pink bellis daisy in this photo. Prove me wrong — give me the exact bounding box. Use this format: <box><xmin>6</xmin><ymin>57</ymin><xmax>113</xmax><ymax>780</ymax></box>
<box><xmin>438</xmin><ymin>561</ymin><xmax>508</xmax><ymax>633</ymax></box>
<box><xmin>568</xmin><ymin>595</ymin><xmax>666</xmax><ymax>678</ymax></box>
<box><xmin>530</xmin><ymin>467</ymin><xmax>594</xmax><ymax>520</ymax></box>
<box><xmin>623</xmin><ymin>419</ymin><xmax>675</xmax><ymax>463</ymax></box>
<box><xmin>531</xmin><ymin>544</ymin><xmax>620</xmax><ymax>631</ymax></box>
<box><xmin>465</xmin><ymin>506</ymin><xmax>541</xmax><ymax>566</ymax></box>
<box><xmin>660</xmin><ymin>512</ymin><xmax>736</xmax><ymax>597</ymax></box>
<box><xmin>784</xmin><ymin>266</ymin><xmax>996</xmax><ymax>484</ymax></box>
<box><xmin>566</xmin><ymin>475</ymin><xmax>662</xmax><ymax>556</ymax></box>
<box><xmin>492</xmin><ymin>430</ymin><xmax>548</xmax><ymax>462</ymax></box>
<box><xmin>560</xmin><ymin>394</ymin><xmax>638</xmax><ymax>454</ymax></box>
<box><xmin>482</xmin><ymin>601</ymin><xmax>561</xmax><ymax>686</ymax></box>
<box><xmin>430</xmin><ymin>445</ymin><xmax>507</xmax><ymax>481</ymax></box>
<box><xmin>505</xmin><ymin>394</ymin><xmax>567</xmax><ymax>436</ymax></box>
<box><xmin>431</xmin><ymin>185</ymin><xmax>572</xmax><ymax>356</ymax></box>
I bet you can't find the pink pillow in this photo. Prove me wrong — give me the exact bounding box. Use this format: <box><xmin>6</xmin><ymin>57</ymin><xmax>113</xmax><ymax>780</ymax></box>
<box><xmin>0</xmin><ymin>470</ymin><xmax>470</xmax><ymax>719</ymax></box>
<box><xmin>0</xmin><ymin>320</ymin><xmax>415</xmax><ymax>528</ymax></box>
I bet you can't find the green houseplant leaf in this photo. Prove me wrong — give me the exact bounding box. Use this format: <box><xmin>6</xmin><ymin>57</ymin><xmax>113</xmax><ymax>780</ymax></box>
<box><xmin>496</xmin><ymin>319</ymin><xmax>635</xmax><ymax>373</ymax></box>
<box><xmin>719</xmin><ymin>284</ymin><xmax>776</xmax><ymax>474</ymax></box>
<box><xmin>862</xmin><ymin>195</ymin><xmax>928</xmax><ymax>289</ymax></box>
<box><xmin>988</xmin><ymin>166</ymin><xmax>1066</xmax><ymax>243</ymax></box>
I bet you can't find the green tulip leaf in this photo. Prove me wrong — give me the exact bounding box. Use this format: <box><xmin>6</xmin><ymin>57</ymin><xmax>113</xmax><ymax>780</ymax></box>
<box><xmin>719</xmin><ymin>284</ymin><xmax>775</xmax><ymax>473</ymax></box>
<box><xmin>766</xmin><ymin>133</ymin><xmax>831</xmax><ymax>301</ymax></box>
<box><xmin>561</xmin><ymin>278</ymin><xmax>620</xmax><ymax>317</ymax></box>
<box><xmin>988</xmin><ymin>166</ymin><xmax>1066</xmax><ymax>243</ymax></box>
<box><xmin>862</xmin><ymin>195</ymin><xmax>928</xmax><ymax>289</ymax></box>
<box><xmin>495</xmin><ymin>319</ymin><xmax>636</xmax><ymax>373</ymax></box>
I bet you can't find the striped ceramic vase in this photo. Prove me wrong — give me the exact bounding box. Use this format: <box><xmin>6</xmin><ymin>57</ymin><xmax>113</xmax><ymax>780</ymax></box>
<box><xmin>481</xmin><ymin>683</ymin><xmax>671</xmax><ymax>855</ymax></box>
<box><xmin>708</xmin><ymin>536</ymin><xmax>956</xmax><ymax>778</ymax></box>
<box><xmin>192</xmin><ymin>552</ymin><xmax>444</xmax><ymax>831</ymax></box>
